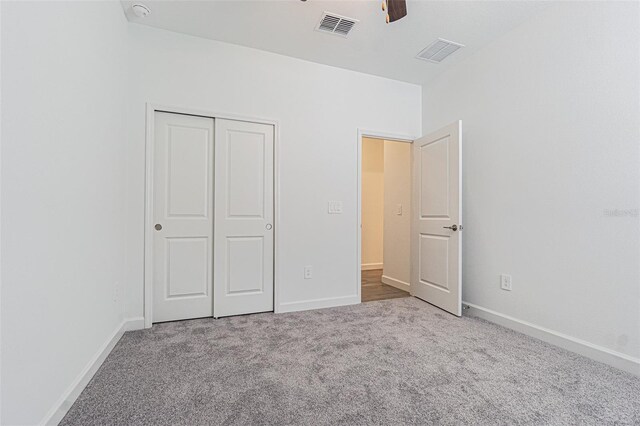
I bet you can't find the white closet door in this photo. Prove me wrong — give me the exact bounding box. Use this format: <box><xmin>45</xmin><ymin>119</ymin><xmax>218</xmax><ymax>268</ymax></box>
<box><xmin>152</xmin><ymin>112</ymin><xmax>214</xmax><ymax>323</ymax></box>
<box><xmin>214</xmin><ymin>119</ymin><xmax>274</xmax><ymax>317</ymax></box>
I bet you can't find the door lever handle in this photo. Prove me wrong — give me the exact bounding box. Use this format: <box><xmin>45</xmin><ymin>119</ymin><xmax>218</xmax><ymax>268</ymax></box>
<box><xmin>443</xmin><ymin>225</ymin><xmax>458</xmax><ymax>231</ymax></box>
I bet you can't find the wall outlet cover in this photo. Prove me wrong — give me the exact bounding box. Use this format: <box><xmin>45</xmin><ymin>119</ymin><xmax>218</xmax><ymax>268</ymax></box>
<box><xmin>500</xmin><ymin>274</ymin><xmax>512</xmax><ymax>291</ymax></box>
<box><xmin>304</xmin><ymin>266</ymin><xmax>313</xmax><ymax>279</ymax></box>
<box><xmin>328</xmin><ymin>201</ymin><xmax>343</xmax><ymax>214</ymax></box>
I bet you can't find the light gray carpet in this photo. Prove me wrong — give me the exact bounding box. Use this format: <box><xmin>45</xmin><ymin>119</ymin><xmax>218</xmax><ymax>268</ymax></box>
<box><xmin>61</xmin><ymin>298</ymin><xmax>640</xmax><ymax>425</ymax></box>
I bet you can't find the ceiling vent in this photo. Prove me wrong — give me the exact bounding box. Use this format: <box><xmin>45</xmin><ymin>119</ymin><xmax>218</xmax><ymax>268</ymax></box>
<box><xmin>316</xmin><ymin>12</ymin><xmax>358</xmax><ymax>37</ymax></box>
<box><xmin>416</xmin><ymin>38</ymin><xmax>465</xmax><ymax>63</ymax></box>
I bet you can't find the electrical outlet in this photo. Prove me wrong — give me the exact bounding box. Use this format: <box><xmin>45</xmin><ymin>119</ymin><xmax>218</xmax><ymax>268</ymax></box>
<box><xmin>328</xmin><ymin>201</ymin><xmax>343</xmax><ymax>214</ymax></box>
<box><xmin>500</xmin><ymin>274</ymin><xmax>512</xmax><ymax>291</ymax></box>
<box><xmin>304</xmin><ymin>266</ymin><xmax>313</xmax><ymax>279</ymax></box>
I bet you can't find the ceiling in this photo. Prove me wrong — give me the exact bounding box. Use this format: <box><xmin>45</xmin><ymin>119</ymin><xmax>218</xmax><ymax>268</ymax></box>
<box><xmin>120</xmin><ymin>0</ymin><xmax>549</xmax><ymax>85</ymax></box>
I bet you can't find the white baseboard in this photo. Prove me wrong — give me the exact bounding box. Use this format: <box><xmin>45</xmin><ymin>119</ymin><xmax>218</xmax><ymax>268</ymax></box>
<box><xmin>124</xmin><ymin>317</ymin><xmax>145</xmax><ymax>332</ymax></box>
<box><xmin>361</xmin><ymin>263</ymin><xmax>383</xmax><ymax>271</ymax></box>
<box><xmin>277</xmin><ymin>295</ymin><xmax>360</xmax><ymax>314</ymax></box>
<box><xmin>463</xmin><ymin>302</ymin><xmax>640</xmax><ymax>376</ymax></box>
<box><xmin>41</xmin><ymin>317</ymin><xmax>145</xmax><ymax>426</ymax></box>
<box><xmin>381</xmin><ymin>275</ymin><xmax>410</xmax><ymax>292</ymax></box>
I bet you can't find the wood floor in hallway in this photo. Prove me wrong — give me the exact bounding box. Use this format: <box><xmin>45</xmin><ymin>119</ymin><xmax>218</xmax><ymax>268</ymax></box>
<box><xmin>361</xmin><ymin>269</ymin><xmax>410</xmax><ymax>302</ymax></box>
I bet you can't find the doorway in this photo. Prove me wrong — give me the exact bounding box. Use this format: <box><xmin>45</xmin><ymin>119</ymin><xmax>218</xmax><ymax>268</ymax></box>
<box><xmin>360</xmin><ymin>136</ymin><xmax>412</xmax><ymax>302</ymax></box>
<box><xmin>145</xmin><ymin>108</ymin><xmax>276</xmax><ymax>325</ymax></box>
<box><xmin>358</xmin><ymin>121</ymin><xmax>462</xmax><ymax>314</ymax></box>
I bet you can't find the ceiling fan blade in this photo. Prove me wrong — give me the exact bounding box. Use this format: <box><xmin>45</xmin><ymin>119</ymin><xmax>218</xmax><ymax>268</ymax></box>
<box><xmin>387</xmin><ymin>0</ymin><xmax>407</xmax><ymax>23</ymax></box>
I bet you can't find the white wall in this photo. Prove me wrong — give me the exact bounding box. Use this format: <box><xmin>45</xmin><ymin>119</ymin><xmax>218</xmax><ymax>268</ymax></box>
<box><xmin>0</xmin><ymin>2</ymin><xmax>3</xmax><ymax>423</ymax></box>
<box><xmin>124</xmin><ymin>25</ymin><xmax>421</xmax><ymax>316</ymax></box>
<box><xmin>1</xmin><ymin>3</ymin><xmax>636</xmax><ymax>424</ymax></box>
<box><xmin>1</xmin><ymin>2</ymin><xmax>130</xmax><ymax>424</ymax></box>
<box><xmin>0</xmin><ymin>10</ymin><xmax>419</xmax><ymax>422</ymax></box>
<box><xmin>382</xmin><ymin>141</ymin><xmax>411</xmax><ymax>289</ymax></box>
<box><xmin>361</xmin><ymin>138</ymin><xmax>384</xmax><ymax>269</ymax></box>
<box><xmin>422</xmin><ymin>2</ymin><xmax>640</xmax><ymax>363</ymax></box>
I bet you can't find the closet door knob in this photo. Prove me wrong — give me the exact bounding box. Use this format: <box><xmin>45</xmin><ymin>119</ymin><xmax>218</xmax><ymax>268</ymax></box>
<box><xmin>443</xmin><ymin>224</ymin><xmax>458</xmax><ymax>231</ymax></box>
<box><xmin>266</xmin><ymin>224</ymin><xmax>273</xmax><ymax>230</ymax></box>
<box><xmin>155</xmin><ymin>224</ymin><xmax>162</xmax><ymax>231</ymax></box>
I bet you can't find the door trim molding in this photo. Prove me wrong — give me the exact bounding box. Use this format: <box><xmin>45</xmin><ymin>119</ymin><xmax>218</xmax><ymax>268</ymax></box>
<box><xmin>357</xmin><ymin>129</ymin><xmax>415</xmax><ymax>305</ymax></box>
<box><xmin>144</xmin><ymin>103</ymin><xmax>280</xmax><ymax>328</ymax></box>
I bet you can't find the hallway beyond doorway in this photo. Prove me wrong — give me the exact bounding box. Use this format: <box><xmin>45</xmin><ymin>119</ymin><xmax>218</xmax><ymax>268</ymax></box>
<box><xmin>361</xmin><ymin>269</ymin><xmax>410</xmax><ymax>303</ymax></box>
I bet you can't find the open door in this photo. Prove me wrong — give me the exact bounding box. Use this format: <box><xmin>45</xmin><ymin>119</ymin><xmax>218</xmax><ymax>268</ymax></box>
<box><xmin>411</xmin><ymin>121</ymin><xmax>462</xmax><ymax>316</ymax></box>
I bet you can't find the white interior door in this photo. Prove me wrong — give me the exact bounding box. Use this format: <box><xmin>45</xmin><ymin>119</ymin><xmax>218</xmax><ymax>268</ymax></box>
<box><xmin>411</xmin><ymin>120</ymin><xmax>462</xmax><ymax>316</ymax></box>
<box><xmin>214</xmin><ymin>119</ymin><xmax>274</xmax><ymax>317</ymax></box>
<box><xmin>153</xmin><ymin>112</ymin><xmax>214</xmax><ymax>323</ymax></box>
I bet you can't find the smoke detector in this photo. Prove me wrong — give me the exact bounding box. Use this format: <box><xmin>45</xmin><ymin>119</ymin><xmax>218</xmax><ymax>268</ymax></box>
<box><xmin>132</xmin><ymin>4</ymin><xmax>151</xmax><ymax>18</ymax></box>
<box><xmin>416</xmin><ymin>38</ymin><xmax>464</xmax><ymax>63</ymax></box>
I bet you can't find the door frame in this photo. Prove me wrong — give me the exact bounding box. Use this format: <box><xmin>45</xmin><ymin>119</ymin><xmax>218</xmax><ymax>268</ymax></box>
<box><xmin>357</xmin><ymin>129</ymin><xmax>417</xmax><ymax>302</ymax></box>
<box><xmin>144</xmin><ymin>103</ymin><xmax>280</xmax><ymax>328</ymax></box>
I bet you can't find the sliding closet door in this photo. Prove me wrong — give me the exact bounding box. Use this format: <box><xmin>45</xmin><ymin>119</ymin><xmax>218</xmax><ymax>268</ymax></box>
<box><xmin>152</xmin><ymin>112</ymin><xmax>214</xmax><ymax>323</ymax></box>
<box><xmin>213</xmin><ymin>119</ymin><xmax>274</xmax><ymax>317</ymax></box>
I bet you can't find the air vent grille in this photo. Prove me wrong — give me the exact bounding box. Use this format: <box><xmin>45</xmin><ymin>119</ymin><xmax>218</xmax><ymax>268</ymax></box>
<box><xmin>316</xmin><ymin>12</ymin><xmax>358</xmax><ymax>37</ymax></box>
<box><xmin>417</xmin><ymin>38</ymin><xmax>465</xmax><ymax>63</ymax></box>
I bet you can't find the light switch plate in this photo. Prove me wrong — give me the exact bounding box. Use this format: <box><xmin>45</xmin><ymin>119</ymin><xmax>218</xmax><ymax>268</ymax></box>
<box><xmin>328</xmin><ymin>201</ymin><xmax>343</xmax><ymax>214</ymax></box>
<box><xmin>396</xmin><ymin>204</ymin><xmax>403</xmax><ymax>215</ymax></box>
